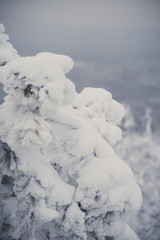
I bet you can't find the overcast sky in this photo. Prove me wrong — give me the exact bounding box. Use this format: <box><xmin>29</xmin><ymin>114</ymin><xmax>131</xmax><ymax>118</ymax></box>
<box><xmin>0</xmin><ymin>0</ymin><xmax>160</xmax><ymax>62</ymax></box>
<box><xmin>0</xmin><ymin>0</ymin><xmax>160</xmax><ymax>124</ymax></box>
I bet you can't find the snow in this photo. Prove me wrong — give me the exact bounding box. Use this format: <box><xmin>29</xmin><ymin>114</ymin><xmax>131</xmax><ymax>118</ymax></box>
<box><xmin>115</xmin><ymin>106</ymin><xmax>160</xmax><ymax>240</ymax></box>
<box><xmin>63</xmin><ymin>202</ymin><xmax>87</xmax><ymax>239</ymax></box>
<box><xmin>0</xmin><ymin>24</ymin><xmax>19</xmax><ymax>66</ymax></box>
<box><xmin>0</xmin><ymin>23</ymin><xmax>5</xmax><ymax>34</ymax></box>
<box><xmin>7</xmin><ymin>113</ymin><xmax>52</xmax><ymax>149</ymax></box>
<box><xmin>72</xmin><ymin>87</ymin><xmax>125</xmax><ymax>145</ymax></box>
<box><xmin>35</xmin><ymin>205</ymin><xmax>59</xmax><ymax>223</ymax></box>
<box><xmin>26</xmin><ymin>177</ymin><xmax>46</xmax><ymax>199</ymax></box>
<box><xmin>0</xmin><ymin>29</ymin><xmax>142</xmax><ymax>240</ymax></box>
<box><xmin>0</xmin><ymin>52</ymin><xmax>76</xmax><ymax>119</ymax></box>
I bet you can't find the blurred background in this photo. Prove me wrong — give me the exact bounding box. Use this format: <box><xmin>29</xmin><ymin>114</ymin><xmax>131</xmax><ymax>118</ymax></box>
<box><xmin>0</xmin><ymin>0</ymin><xmax>160</xmax><ymax>132</ymax></box>
<box><xmin>0</xmin><ymin>0</ymin><xmax>160</xmax><ymax>239</ymax></box>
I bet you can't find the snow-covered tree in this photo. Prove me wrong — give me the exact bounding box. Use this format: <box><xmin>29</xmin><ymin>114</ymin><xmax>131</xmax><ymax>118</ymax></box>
<box><xmin>0</xmin><ymin>24</ymin><xmax>142</xmax><ymax>240</ymax></box>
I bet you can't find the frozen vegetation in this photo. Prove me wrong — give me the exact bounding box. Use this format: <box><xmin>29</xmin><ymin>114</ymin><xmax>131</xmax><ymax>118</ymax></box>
<box><xmin>0</xmin><ymin>24</ymin><xmax>142</xmax><ymax>239</ymax></box>
<box><xmin>116</xmin><ymin>106</ymin><xmax>160</xmax><ymax>240</ymax></box>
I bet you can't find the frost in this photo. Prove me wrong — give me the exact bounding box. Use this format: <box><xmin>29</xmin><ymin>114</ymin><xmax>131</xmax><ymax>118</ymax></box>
<box><xmin>116</xmin><ymin>106</ymin><xmax>160</xmax><ymax>240</ymax></box>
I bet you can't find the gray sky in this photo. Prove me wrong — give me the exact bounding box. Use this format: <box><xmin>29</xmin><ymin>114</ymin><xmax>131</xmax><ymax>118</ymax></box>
<box><xmin>0</xmin><ymin>0</ymin><xmax>160</xmax><ymax>128</ymax></box>
<box><xmin>0</xmin><ymin>0</ymin><xmax>160</xmax><ymax>61</ymax></box>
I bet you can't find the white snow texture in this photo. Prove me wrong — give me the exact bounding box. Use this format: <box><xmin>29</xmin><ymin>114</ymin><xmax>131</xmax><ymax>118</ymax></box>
<box><xmin>0</xmin><ymin>24</ymin><xmax>142</xmax><ymax>240</ymax></box>
<box><xmin>0</xmin><ymin>24</ymin><xmax>19</xmax><ymax>66</ymax></box>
